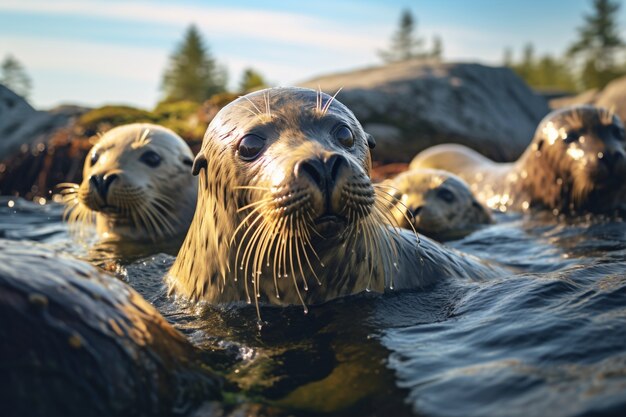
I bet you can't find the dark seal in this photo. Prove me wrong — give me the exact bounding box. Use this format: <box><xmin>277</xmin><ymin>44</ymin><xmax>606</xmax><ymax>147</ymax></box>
<box><xmin>410</xmin><ymin>106</ymin><xmax>626</xmax><ymax>214</ymax></box>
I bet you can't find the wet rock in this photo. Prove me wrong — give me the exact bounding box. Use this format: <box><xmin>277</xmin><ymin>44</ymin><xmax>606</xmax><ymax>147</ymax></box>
<box><xmin>0</xmin><ymin>84</ymin><xmax>83</xmax><ymax>161</ymax></box>
<box><xmin>300</xmin><ymin>59</ymin><xmax>550</xmax><ymax>162</ymax></box>
<box><xmin>0</xmin><ymin>239</ymin><xmax>222</xmax><ymax>416</ymax></box>
<box><xmin>551</xmin><ymin>75</ymin><xmax>626</xmax><ymax>123</ymax></box>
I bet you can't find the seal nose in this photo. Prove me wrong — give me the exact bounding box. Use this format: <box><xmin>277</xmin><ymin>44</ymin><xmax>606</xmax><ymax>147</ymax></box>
<box><xmin>601</xmin><ymin>148</ymin><xmax>625</xmax><ymax>171</ymax></box>
<box><xmin>295</xmin><ymin>154</ymin><xmax>348</xmax><ymax>189</ymax></box>
<box><xmin>89</xmin><ymin>173</ymin><xmax>118</xmax><ymax>200</ymax></box>
<box><xmin>296</xmin><ymin>158</ymin><xmax>326</xmax><ymax>188</ymax></box>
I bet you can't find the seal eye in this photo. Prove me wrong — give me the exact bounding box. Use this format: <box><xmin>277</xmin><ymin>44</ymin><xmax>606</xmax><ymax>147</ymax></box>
<box><xmin>90</xmin><ymin>151</ymin><xmax>100</xmax><ymax>166</ymax></box>
<box><xmin>564</xmin><ymin>131</ymin><xmax>580</xmax><ymax>144</ymax></box>
<box><xmin>436</xmin><ymin>188</ymin><xmax>456</xmax><ymax>203</ymax></box>
<box><xmin>140</xmin><ymin>150</ymin><xmax>162</xmax><ymax>168</ymax></box>
<box><xmin>238</xmin><ymin>134</ymin><xmax>265</xmax><ymax>161</ymax></box>
<box><xmin>333</xmin><ymin>125</ymin><xmax>354</xmax><ymax>148</ymax></box>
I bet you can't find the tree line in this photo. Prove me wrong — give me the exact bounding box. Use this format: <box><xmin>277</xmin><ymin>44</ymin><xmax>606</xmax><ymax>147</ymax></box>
<box><xmin>1</xmin><ymin>0</ymin><xmax>623</xmax><ymax>104</ymax></box>
<box><xmin>504</xmin><ymin>0</ymin><xmax>624</xmax><ymax>92</ymax></box>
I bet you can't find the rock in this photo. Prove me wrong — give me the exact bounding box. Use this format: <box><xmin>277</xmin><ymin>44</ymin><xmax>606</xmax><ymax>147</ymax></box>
<box><xmin>0</xmin><ymin>238</ymin><xmax>222</xmax><ymax>416</ymax></box>
<box><xmin>550</xmin><ymin>75</ymin><xmax>626</xmax><ymax>123</ymax></box>
<box><xmin>300</xmin><ymin>60</ymin><xmax>550</xmax><ymax>162</ymax></box>
<box><xmin>0</xmin><ymin>84</ymin><xmax>84</xmax><ymax>161</ymax></box>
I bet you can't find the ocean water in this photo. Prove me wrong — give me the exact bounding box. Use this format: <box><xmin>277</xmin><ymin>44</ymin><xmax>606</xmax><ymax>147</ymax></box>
<box><xmin>1</xmin><ymin>196</ymin><xmax>625</xmax><ymax>416</ymax></box>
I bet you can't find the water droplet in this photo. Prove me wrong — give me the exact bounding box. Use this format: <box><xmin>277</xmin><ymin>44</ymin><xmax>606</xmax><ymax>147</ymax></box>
<box><xmin>598</xmin><ymin>152</ymin><xmax>604</xmax><ymax>159</ymax></box>
<box><xmin>7</xmin><ymin>200</ymin><xmax>14</xmax><ymax>208</ymax></box>
<box><xmin>303</xmin><ymin>307</ymin><xmax>309</xmax><ymax>314</ymax></box>
<box><xmin>320</xmin><ymin>262</ymin><xmax>325</xmax><ymax>267</ymax></box>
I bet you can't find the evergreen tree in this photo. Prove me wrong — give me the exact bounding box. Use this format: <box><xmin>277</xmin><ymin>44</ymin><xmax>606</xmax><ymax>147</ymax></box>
<box><xmin>517</xmin><ymin>43</ymin><xmax>536</xmax><ymax>84</ymax></box>
<box><xmin>239</xmin><ymin>68</ymin><xmax>267</xmax><ymax>93</ymax></box>
<box><xmin>567</xmin><ymin>0</ymin><xmax>625</xmax><ymax>89</ymax></box>
<box><xmin>0</xmin><ymin>55</ymin><xmax>32</xmax><ymax>99</ymax></box>
<box><xmin>502</xmin><ymin>47</ymin><xmax>514</xmax><ymax>67</ymax></box>
<box><xmin>431</xmin><ymin>35</ymin><xmax>443</xmax><ymax>61</ymax></box>
<box><xmin>379</xmin><ymin>9</ymin><xmax>426</xmax><ymax>62</ymax></box>
<box><xmin>161</xmin><ymin>25</ymin><xmax>226</xmax><ymax>103</ymax></box>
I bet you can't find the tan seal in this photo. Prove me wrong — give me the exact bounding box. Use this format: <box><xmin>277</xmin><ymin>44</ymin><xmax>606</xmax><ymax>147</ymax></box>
<box><xmin>59</xmin><ymin>123</ymin><xmax>197</xmax><ymax>243</ymax></box>
<box><xmin>384</xmin><ymin>168</ymin><xmax>492</xmax><ymax>241</ymax></box>
<box><xmin>410</xmin><ymin>106</ymin><xmax>626</xmax><ymax>214</ymax></box>
<box><xmin>167</xmin><ymin>87</ymin><xmax>499</xmax><ymax>315</ymax></box>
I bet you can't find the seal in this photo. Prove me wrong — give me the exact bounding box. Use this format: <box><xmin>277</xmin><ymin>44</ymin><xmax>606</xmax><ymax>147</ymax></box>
<box><xmin>384</xmin><ymin>168</ymin><xmax>492</xmax><ymax>241</ymax></box>
<box><xmin>0</xmin><ymin>238</ymin><xmax>221</xmax><ymax>416</ymax></box>
<box><xmin>409</xmin><ymin>106</ymin><xmax>626</xmax><ymax>214</ymax></box>
<box><xmin>58</xmin><ymin>123</ymin><xmax>197</xmax><ymax>243</ymax></box>
<box><xmin>167</xmin><ymin>87</ymin><xmax>500</xmax><ymax>315</ymax></box>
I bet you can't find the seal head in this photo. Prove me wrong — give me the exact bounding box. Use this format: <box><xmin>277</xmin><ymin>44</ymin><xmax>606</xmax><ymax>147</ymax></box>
<box><xmin>59</xmin><ymin>123</ymin><xmax>197</xmax><ymax>242</ymax></box>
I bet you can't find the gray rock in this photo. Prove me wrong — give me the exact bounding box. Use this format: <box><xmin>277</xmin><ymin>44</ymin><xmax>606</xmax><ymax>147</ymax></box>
<box><xmin>550</xmin><ymin>75</ymin><xmax>626</xmax><ymax>123</ymax></box>
<box><xmin>300</xmin><ymin>60</ymin><xmax>550</xmax><ymax>162</ymax></box>
<box><xmin>0</xmin><ymin>84</ymin><xmax>85</xmax><ymax>160</ymax></box>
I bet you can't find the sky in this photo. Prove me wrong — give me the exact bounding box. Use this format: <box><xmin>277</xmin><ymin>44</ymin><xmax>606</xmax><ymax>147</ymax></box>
<box><xmin>0</xmin><ymin>0</ymin><xmax>624</xmax><ymax>109</ymax></box>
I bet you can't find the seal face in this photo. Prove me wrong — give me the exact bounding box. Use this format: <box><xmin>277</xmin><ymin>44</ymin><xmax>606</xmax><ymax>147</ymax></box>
<box><xmin>168</xmin><ymin>87</ymin><xmax>499</xmax><ymax>314</ymax></box>
<box><xmin>386</xmin><ymin>169</ymin><xmax>492</xmax><ymax>241</ymax></box>
<box><xmin>59</xmin><ymin>123</ymin><xmax>197</xmax><ymax>242</ymax></box>
<box><xmin>410</xmin><ymin>106</ymin><xmax>626</xmax><ymax>214</ymax></box>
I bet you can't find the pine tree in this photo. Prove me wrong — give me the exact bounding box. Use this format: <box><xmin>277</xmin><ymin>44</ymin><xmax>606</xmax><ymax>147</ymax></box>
<box><xmin>161</xmin><ymin>25</ymin><xmax>226</xmax><ymax>103</ymax></box>
<box><xmin>567</xmin><ymin>0</ymin><xmax>625</xmax><ymax>89</ymax></box>
<box><xmin>239</xmin><ymin>68</ymin><xmax>267</xmax><ymax>93</ymax></box>
<box><xmin>0</xmin><ymin>55</ymin><xmax>32</xmax><ymax>99</ymax></box>
<box><xmin>431</xmin><ymin>36</ymin><xmax>444</xmax><ymax>61</ymax></box>
<box><xmin>379</xmin><ymin>9</ymin><xmax>426</xmax><ymax>63</ymax></box>
<box><xmin>502</xmin><ymin>48</ymin><xmax>513</xmax><ymax>67</ymax></box>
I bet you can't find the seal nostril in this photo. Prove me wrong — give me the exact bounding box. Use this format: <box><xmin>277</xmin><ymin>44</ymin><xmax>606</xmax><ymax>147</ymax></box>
<box><xmin>89</xmin><ymin>174</ymin><xmax>117</xmax><ymax>200</ymax></box>
<box><xmin>296</xmin><ymin>159</ymin><xmax>326</xmax><ymax>188</ymax></box>
<box><xmin>326</xmin><ymin>154</ymin><xmax>347</xmax><ymax>182</ymax></box>
<box><xmin>89</xmin><ymin>175</ymin><xmax>100</xmax><ymax>190</ymax></box>
<box><xmin>102</xmin><ymin>174</ymin><xmax>118</xmax><ymax>197</ymax></box>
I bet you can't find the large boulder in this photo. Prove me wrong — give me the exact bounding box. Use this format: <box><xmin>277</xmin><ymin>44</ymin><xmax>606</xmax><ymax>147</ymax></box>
<box><xmin>551</xmin><ymin>75</ymin><xmax>626</xmax><ymax>123</ymax></box>
<box><xmin>0</xmin><ymin>238</ymin><xmax>222</xmax><ymax>416</ymax></box>
<box><xmin>0</xmin><ymin>84</ymin><xmax>84</xmax><ymax>161</ymax></box>
<box><xmin>300</xmin><ymin>60</ymin><xmax>550</xmax><ymax>162</ymax></box>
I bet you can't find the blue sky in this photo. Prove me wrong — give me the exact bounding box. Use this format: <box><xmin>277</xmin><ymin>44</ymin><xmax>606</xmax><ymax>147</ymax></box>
<box><xmin>0</xmin><ymin>0</ymin><xmax>624</xmax><ymax>109</ymax></box>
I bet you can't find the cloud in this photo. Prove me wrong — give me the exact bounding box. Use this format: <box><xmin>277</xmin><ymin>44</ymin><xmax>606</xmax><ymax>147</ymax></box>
<box><xmin>1</xmin><ymin>35</ymin><xmax>168</xmax><ymax>81</ymax></box>
<box><xmin>0</xmin><ymin>0</ymin><xmax>389</xmax><ymax>53</ymax></box>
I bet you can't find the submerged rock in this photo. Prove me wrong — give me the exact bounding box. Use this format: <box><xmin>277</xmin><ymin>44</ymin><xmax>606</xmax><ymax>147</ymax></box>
<box><xmin>0</xmin><ymin>239</ymin><xmax>221</xmax><ymax>416</ymax></box>
<box><xmin>300</xmin><ymin>60</ymin><xmax>550</xmax><ymax>162</ymax></box>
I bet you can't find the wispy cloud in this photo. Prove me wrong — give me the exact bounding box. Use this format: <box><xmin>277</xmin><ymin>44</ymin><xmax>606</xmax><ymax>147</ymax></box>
<box><xmin>0</xmin><ymin>0</ymin><xmax>389</xmax><ymax>53</ymax></box>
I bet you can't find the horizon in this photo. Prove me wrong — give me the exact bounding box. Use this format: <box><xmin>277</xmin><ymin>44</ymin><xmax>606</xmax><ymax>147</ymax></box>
<box><xmin>1</xmin><ymin>0</ymin><xmax>624</xmax><ymax>110</ymax></box>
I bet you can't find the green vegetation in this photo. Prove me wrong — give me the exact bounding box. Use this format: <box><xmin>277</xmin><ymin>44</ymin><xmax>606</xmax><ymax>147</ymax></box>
<box><xmin>505</xmin><ymin>0</ymin><xmax>625</xmax><ymax>92</ymax></box>
<box><xmin>379</xmin><ymin>9</ymin><xmax>443</xmax><ymax>62</ymax></box>
<box><xmin>160</xmin><ymin>25</ymin><xmax>227</xmax><ymax>103</ymax></box>
<box><xmin>76</xmin><ymin>102</ymin><xmax>206</xmax><ymax>144</ymax></box>
<box><xmin>1</xmin><ymin>54</ymin><xmax>32</xmax><ymax>99</ymax></box>
<box><xmin>568</xmin><ymin>0</ymin><xmax>625</xmax><ymax>89</ymax></box>
<box><xmin>239</xmin><ymin>68</ymin><xmax>268</xmax><ymax>93</ymax></box>
<box><xmin>506</xmin><ymin>44</ymin><xmax>577</xmax><ymax>93</ymax></box>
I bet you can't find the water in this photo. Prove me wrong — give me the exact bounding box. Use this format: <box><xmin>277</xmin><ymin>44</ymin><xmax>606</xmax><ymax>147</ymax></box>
<box><xmin>1</xmin><ymin>196</ymin><xmax>625</xmax><ymax>416</ymax></box>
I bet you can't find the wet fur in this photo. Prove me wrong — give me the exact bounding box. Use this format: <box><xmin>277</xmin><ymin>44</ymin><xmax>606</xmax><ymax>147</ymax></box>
<box><xmin>168</xmin><ymin>88</ymin><xmax>500</xmax><ymax>313</ymax></box>
<box><xmin>385</xmin><ymin>169</ymin><xmax>492</xmax><ymax>241</ymax></box>
<box><xmin>410</xmin><ymin>106</ymin><xmax>626</xmax><ymax>214</ymax></box>
<box><xmin>58</xmin><ymin>123</ymin><xmax>197</xmax><ymax>243</ymax></box>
